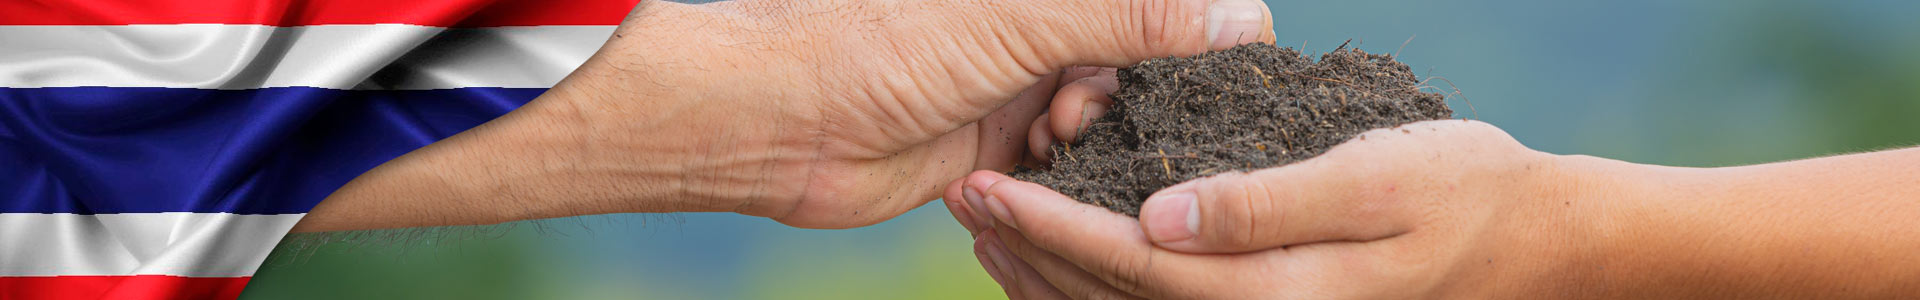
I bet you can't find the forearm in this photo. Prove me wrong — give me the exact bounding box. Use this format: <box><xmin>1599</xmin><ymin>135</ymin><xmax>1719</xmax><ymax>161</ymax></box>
<box><xmin>1577</xmin><ymin>147</ymin><xmax>1920</xmax><ymax>297</ymax></box>
<box><xmin>291</xmin><ymin>3</ymin><xmax>839</xmax><ymax>233</ymax></box>
<box><xmin>291</xmin><ymin>97</ymin><xmax>684</xmax><ymax>233</ymax></box>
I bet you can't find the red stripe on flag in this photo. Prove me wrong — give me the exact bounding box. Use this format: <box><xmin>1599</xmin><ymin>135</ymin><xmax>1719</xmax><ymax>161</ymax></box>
<box><xmin>0</xmin><ymin>0</ymin><xmax>641</xmax><ymax>27</ymax></box>
<box><xmin>0</xmin><ymin>275</ymin><xmax>250</xmax><ymax>300</ymax></box>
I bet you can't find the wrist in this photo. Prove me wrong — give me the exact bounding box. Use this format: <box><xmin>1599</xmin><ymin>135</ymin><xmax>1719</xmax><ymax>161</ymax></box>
<box><xmin>538</xmin><ymin>8</ymin><xmax>825</xmax><ymax>217</ymax></box>
<box><xmin>1520</xmin><ymin>154</ymin><xmax>1685</xmax><ymax>298</ymax></box>
<box><xmin>1433</xmin><ymin>152</ymin><xmax>1643</xmax><ymax>298</ymax></box>
<box><xmin>298</xmin><ymin>95</ymin><xmax>623</xmax><ymax>231</ymax></box>
<box><xmin>438</xmin><ymin>96</ymin><xmax>677</xmax><ymax>222</ymax></box>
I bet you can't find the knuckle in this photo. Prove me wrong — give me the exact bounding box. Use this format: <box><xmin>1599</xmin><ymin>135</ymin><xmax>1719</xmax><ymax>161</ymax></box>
<box><xmin>1125</xmin><ymin>0</ymin><xmax>1209</xmax><ymax>57</ymax></box>
<box><xmin>1201</xmin><ymin>173</ymin><xmax>1261</xmax><ymax>249</ymax></box>
<box><xmin>1242</xmin><ymin>174</ymin><xmax>1282</xmax><ymax>246</ymax></box>
<box><xmin>1097</xmin><ymin>254</ymin><xmax>1149</xmax><ymax>295</ymax></box>
<box><xmin>1466</xmin><ymin>121</ymin><xmax>1524</xmax><ymax>145</ymax></box>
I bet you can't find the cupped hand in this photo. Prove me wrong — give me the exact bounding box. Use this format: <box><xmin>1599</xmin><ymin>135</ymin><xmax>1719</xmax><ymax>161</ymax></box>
<box><xmin>944</xmin><ymin>120</ymin><xmax>1603</xmax><ymax>299</ymax></box>
<box><xmin>543</xmin><ymin>0</ymin><xmax>1273</xmax><ymax>228</ymax></box>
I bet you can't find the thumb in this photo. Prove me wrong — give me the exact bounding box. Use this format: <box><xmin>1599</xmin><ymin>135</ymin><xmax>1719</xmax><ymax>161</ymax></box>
<box><xmin>1137</xmin><ymin>160</ymin><xmax>1416</xmax><ymax>253</ymax></box>
<box><xmin>980</xmin><ymin>0</ymin><xmax>1275</xmax><ymax>73</ymax></box>
<box><xmin>788</xmin><ymin>0</ymin><xmax>1273</xmax><ymax>148</ymax></box>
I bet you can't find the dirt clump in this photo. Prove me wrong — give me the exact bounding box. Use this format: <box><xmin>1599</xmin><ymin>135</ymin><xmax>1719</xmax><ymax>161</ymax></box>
<box><xmin>1013</xmin><ymin>43</ymin><xmax>1453</xmax><ymax>216</ymax></box>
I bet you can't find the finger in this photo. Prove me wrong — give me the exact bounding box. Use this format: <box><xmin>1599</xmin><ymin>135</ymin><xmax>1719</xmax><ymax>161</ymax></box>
<box><xmin>960</xmin><ymin>171</ymin><xmax>1213</xmax><ymax>298</ymax></box>
<box><xmin>975</xmin><ymin>229</ymin><xmax>1018</xmax><ymax>297</ymax></box>
<box><xmin>1047</xmin><ymin>71</ymin><xmax>1119</xmax><ymax>143</ymax></box>
<box><xmin>1028</xmin><ymin>112</ymin><xmax>1058</xmax><ymax>163</ymax></box>
<box><xmin>997</xmin><ymin>227</ymin><xmax>1143</xmax><ymax>300</ymax></box>
<box><xmin>943</xmin><ymin>178</ymin><xmax>986</xmax><ymax>235</ymax></box>
<box><xmin>954</xmin><ymin>175</ymin><xmax>999</xmax><ymax>232</ymax></box>
<box><xmin>1138</xmin><ymin>156</ymin><xmax>1416</xmax><ymax>254</ymax></box>
<box><xmin>975</xmin><ymin>72</ymin><xmax>1063</xmax><ymax>172</ymax></box>
<box><xmin>980</xmin><ymin>230</ymin><xmax>1073</xmax><ymax>300</ymax></box>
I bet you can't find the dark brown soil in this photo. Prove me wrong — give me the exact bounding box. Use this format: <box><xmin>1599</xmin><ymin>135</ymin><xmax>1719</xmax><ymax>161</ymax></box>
<box><xmin>1012</xmin><ymin>43</ymin><xmax>1453</xmax><ymax>216</ymax></box>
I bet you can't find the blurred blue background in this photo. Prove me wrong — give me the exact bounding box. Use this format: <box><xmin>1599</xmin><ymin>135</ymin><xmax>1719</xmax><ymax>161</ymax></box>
<box><xmin>241</xmin><ymin>0</ymin><xmax>1920</xmax><ymax>299</ymax></box>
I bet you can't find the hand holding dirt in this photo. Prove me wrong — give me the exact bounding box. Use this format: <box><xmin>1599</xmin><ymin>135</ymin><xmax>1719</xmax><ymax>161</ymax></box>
<box><xmin>297</xmin><ymin>0</ymin><xmax>1275</xmax><ymax>231</ymax></box>
<box><xmin>1014</xmin><ymin>43</ymin><xmax>1454</xmax><ymax>216</ymax></box>
<box><xmin>947</xmin><ymin>120</ymin><xmax>1597</xmax><ymax>299</ymax></box>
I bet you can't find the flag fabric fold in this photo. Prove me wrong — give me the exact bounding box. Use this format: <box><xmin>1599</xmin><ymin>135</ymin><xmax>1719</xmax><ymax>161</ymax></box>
<box><xmin>0</xmin><ymin>1</ymin><xmax>640</xmax><ymax>299</ymax></box>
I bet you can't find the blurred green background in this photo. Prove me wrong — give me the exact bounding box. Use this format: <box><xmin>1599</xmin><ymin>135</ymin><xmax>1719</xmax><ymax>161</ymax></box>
<box><xmin>241</xmin><ymin>0</ymin><xmax>1920</xmax><ymax>299</ymax></box>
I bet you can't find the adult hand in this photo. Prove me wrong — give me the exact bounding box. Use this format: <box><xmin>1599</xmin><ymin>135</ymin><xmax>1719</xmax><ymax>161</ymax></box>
<box><xmin>944</xmin><ymin>120</ymin><xmax>1595</xmax><ymax>299</ymax></box>
<box><xmin>951</xmin><ymin>116</ymin><xmax>1920</xmax><ymax>299</ymax></box>
<box><xmin>296</xmin><ymin>0</ymin><xmax>1275</xmax><ymax>232</ymax></box>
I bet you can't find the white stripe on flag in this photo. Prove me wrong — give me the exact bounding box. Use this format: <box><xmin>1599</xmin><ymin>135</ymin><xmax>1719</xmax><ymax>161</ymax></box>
<box><xmin>0</xmin><ymin>24</ymin><xmax>613</xmax><ymax>90</ymax></box>
<box><xmin>0</xmin><ymin>213</ymin><xmax>303</xmax><ymax>277</ymax></box>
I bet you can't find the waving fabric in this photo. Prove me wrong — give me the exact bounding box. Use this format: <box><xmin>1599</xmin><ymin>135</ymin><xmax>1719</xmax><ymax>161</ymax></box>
<box><xmin>0</xmin><ymin>1</ymin><xmax>639</xmax><ymax>299</ymax></box>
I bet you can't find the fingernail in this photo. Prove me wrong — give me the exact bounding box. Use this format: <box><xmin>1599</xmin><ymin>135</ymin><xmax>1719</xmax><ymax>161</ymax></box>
<box><xmin>984</xmin><ymin>194</ymin><xmax>1017</xmax><ymax>229</ymax></box>
<box><xmin>963</xmin><ymin>186</ymin><xmax>994</xmax><ymax>228</ymax></box>
<box><xmin>945</xmin><ymin>198</ymin><xmax>980</xmax><ymax>234</ymax></box>
<box><xmin>1142</xmin><ymin>181</ymin><xmax>1201</xmax><ymax>244</ymax></box>
<box><xmin>1207</xmin><ymin>0</ymin><xmax>1272</xmax><ymax>51</ymax></box>
<box><xmin>983</xmin><ymin>239</ymin><xmax>1018</xmax><ymax>282</ymax></box>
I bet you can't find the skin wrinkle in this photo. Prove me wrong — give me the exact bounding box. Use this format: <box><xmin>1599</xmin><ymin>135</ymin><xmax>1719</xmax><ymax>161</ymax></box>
<box><xmin>1126</xmin><ymin>246</ymin><xmax>1165</xmax><ymax>299</ymax></box>
<box><xmin>1049</xmin><ymin>6</ymin><xmax>1106</xmax><ymax>74</ymax></box>
<box><xmin>900</xmin><ymin>35</ymin><xmax>957</xmax><ymax>143</ymax></box>
<box><xmin>844</xmin><ymin>15</ymin><xmax>922</xmax><ymax>145</ymax></box>
<box><xmin>977</xmin><ymin>2</ymin><xmax>1049</xmax><ymax>82</ymax></box>
<box><xmin>958</xmin><ymin>27</ymin><xmax>1037</xmax><ymax>132</ymax></box>
<box><xmin>783</xmin><ymin>105</ymin><xmax>833</xmax><ymax>221</ymax></box>
<box><xmin>738</xmin><ymin>56</ymin><xmax>785</xmax><ymax>214</ymax></box>
<box><xmin>966</xmin><ymin>19</ymin><xmax>1035</xmax><ymax>116</ymax></box>
<box><xmin>1139</xmin><ymin>0</ymin><xmax>1171</xmax><ymax>59</ymax></box>
<box><xmin>841</xmin><ymin>29</ymin><xmax>918</xmax><ymax>156</ymax></box>
<box><xmin>1243</xmin><ymin>172</ymin><xmax>1269</xmax><ymax>250</ymax></box>
<box><xmin>924</xmin><ymin>31</ymin><xmax>979</xmax><ymax>131</ymax></box>
<box><xmin>866</xmin><ymin>68</ymin><xmax>917</xmax><ymax>154</ymax></box>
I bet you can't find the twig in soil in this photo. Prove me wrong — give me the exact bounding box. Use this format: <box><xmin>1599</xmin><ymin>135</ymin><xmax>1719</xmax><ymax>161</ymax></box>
<box><xmin>1062</xmin><ymin>143</ymin><xmax>1078</xmax><ymax>162</ymax></box>
<box><xmin>1278</xmin><ymin>127</ymin><xmax>1293</xmax><ymax>149</ymax></box>
<box><xmin>1306</xmin><ymin>77</ymin><xmax>1348</xmax><ymax>84</ymax></box>
<box><xmin>1283</xmin><ymin>70</ymin><xmax>1350</xmax><ymax>85</ymax></box>
<box><xmin>1426</xmin><ymin>76</ymin><xmax>1478</xmax><ymax>120</ymax></box>
<box><xmin>1244</xmin><ymin>62</ymin><xmax>1272</xmax><ymax>89</ymax></box>
<box><xmin>1140</xmin><ymin>152</ymin><xmax>1198</xmax><ymax>159</ymax></box>
<box><xmin>1157</xmin><ymin>148</ymin><xmax>1174</xmax><ymax>179</ymax></box>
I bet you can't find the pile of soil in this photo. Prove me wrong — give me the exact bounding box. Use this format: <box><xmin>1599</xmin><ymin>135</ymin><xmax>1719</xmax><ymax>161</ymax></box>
<box><xmin>1013</xmin><ymin>43</ymin><xmax>1453</xmax><ymax>216</ymax></box>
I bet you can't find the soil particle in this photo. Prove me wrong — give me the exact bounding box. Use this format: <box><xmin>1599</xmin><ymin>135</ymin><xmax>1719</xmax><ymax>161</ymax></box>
<box><xmin>1012</xmin><ymin>43</ymin><xmax>1452</xmax><ymax>216</ymax></box>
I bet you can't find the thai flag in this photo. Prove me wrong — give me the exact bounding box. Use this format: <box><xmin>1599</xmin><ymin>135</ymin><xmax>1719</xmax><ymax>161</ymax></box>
<box><xmin>0</xmin><ymin>1</ymin><xmax>640</xmax><ymax>298</ymax></box>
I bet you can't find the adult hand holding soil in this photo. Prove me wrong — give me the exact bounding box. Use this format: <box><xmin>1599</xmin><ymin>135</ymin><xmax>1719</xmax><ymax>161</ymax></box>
<box><xmin>946</xmin><ymin>120</ymin><xmax>1920</xmax><ymax>299</ymax></box>
<box><xmin>292</xmin><ymin>0</ymin><xmax>1275</xmax><ymax>232</ymax></box>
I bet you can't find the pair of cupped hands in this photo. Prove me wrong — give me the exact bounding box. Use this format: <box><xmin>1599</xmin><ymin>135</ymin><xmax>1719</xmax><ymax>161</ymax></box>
<box><xmin>546</xmin><ymin>0</ymin><xmax>1571</xmax><ymax>298</ymax></box>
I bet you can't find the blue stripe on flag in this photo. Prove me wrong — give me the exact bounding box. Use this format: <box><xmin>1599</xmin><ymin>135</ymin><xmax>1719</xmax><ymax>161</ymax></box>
<box><xmin>0</xmin><ymin>87</ymin><xmax>542</xmax><ymax>214</ymax></box>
